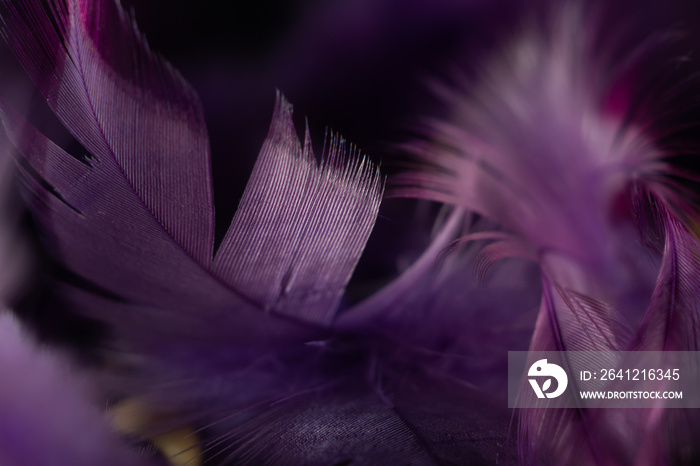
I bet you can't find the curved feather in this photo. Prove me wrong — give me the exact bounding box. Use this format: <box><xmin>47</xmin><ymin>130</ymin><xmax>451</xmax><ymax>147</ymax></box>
<box><xmin>0</xmin><ymin>0</ymin><xmax>387</xmax><ymax>461</ymax></box>
<box><xmin>213</xmin><ymin>95</ymin><xmax>383</xmax><ymax>324</ymax></box>
<box><xmin>1</xmin><ymin>0</ymin><xmax>215</xmax><ymax>263</ymax></box>
<box><xmin>393</xmin><ymin>3</ymin><xmax>698</xmax><ymax>465</ymax></box>
<box><xmin>1</xmin><ymin>0</ymin><xmax>384</xmax><ymax>325</ymax></box>
<box><xmin>620</xmin><ymin>203</ymin><xmax>700</xmax><ymax>465</ymax></box>
<box><xmin>634</xmin><ymin>204</ymin><xmax>700</xmax><ymax>351</ymax></box>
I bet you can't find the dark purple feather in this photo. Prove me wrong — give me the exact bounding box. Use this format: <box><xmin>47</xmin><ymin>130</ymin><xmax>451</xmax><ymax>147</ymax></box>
<box><xmin>0</xmin><ymin>126</ymin><xmax>25</xmax><ymax>304</ymax></box>
<box><xmin>201</xmin><ymin>376</ymin><xmax>518</xmax><ymax>465</ymax></box>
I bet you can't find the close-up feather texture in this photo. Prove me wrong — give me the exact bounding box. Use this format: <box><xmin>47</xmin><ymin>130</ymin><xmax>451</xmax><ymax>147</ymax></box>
<box><xmin>1</xmin><ymin>0</ymin><xmax>700</xmax><ymax>465</ymax></box>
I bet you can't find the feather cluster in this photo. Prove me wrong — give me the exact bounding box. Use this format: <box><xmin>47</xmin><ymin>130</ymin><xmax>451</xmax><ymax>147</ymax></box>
<box><xmin>396</xmin><ymin>4</ymin><xmax>700</xmax><ymax>465</ymax></box>
<box><xmin>0</xmin><ymin>0</ymin><xmax>699</xmax><ymax>465</ymax></box>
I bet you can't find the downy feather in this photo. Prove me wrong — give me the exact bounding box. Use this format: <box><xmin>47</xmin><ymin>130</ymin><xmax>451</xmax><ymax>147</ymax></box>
<box><xmin>0</xmin><ymin>313</ymin><xmax>159</xmax><ymax>465</ymax></box>
<box><xmin>396</xmin><ymin>3</ymin><xmax>700</xmax><ymax>464</ymax></box>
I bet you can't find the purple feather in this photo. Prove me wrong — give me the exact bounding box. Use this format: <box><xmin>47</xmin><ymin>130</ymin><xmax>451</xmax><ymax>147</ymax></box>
<box><xmin>4</xmin><ymin>0</ymin><xmax>700</xmax><ymax>464</ymax></box>
<box><xmin>0</xmin><ymin>129</ymin><xmax>25</xmax><ymax>305</ymax></box>
<box><xmin>0</xmin><ymin>0</ymin><xmax>534</xmax><ymax>462</ymax></box>
<box><xmin>212</xmin><ymin>96</ymin><xmax>382</xmax><ymax>325</ymax></box>
<box><xmin>0</xmin><ymin>0</ymin><xmax>514</xmax><ymax>463</ymax></box>
<box><xmin>0</xmin><ymin>0</ymin><xmax>383</xmax><ymax>326</ymax></box>
<box><xmin>396</xmin><ymin>3</ymin><xmax>700</xmax><ymax>465</ymax></box>
<box><xmin>0</xmin><ymin>313</ymin><xmax>159</xmax><ymax>466</ymax></box>
<box><xmin>634</xmin><ymin>204</ymin><xmax>700</xmax><ymax>352</ymax></box>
